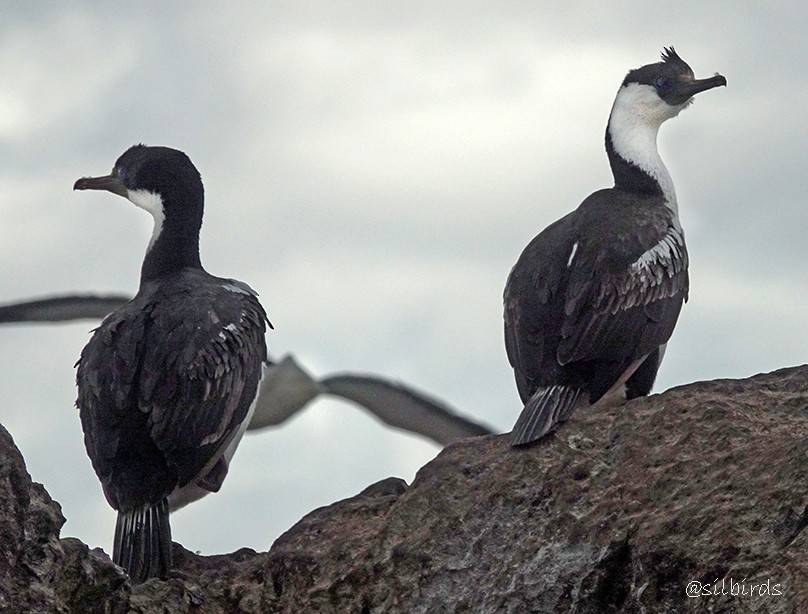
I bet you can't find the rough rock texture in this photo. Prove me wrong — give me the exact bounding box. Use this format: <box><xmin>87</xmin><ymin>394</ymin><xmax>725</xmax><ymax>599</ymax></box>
<box><xmin>1</xmin><ymin>365</ymin><xmax>807</xmax><ymax>613</ymax></box>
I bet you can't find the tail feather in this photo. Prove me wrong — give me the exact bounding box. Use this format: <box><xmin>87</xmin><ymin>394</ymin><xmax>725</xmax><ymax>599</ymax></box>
<box><xmin>113</xmin><ymin>499</ymin><xmax>172</xmax><ymax>583</ymax></box>
<box><xmin>510</xmin><ymin>386</ymin><xmax>585</xmax><ymax>446</ymax></box>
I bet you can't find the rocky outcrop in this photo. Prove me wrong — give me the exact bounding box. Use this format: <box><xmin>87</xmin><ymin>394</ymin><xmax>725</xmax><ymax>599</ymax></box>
<box><xmin>1</xmin><ymin>365</ymin><xmax>807</xmax><ymax>613</ymax></box>
<box><xmin>0</xmin><ymin>424</ymin><xmax>130</xmax><ymax>612</ymax></box>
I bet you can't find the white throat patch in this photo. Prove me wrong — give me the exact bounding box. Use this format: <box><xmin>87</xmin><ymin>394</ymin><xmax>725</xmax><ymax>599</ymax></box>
<box><xmin>608</xmin><ymin>83</ymin><xmax>684</xmax><ymax>213</ymax></box>
<box><xmin>127</xmin><ymin>189</ymin><xmax>165</xmax><ymax>248</ymax></box>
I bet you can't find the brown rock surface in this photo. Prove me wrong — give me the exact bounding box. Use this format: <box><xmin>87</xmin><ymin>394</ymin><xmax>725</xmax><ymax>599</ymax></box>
<box><xmin>1</xmin><ymin>365</ymin><xmax>806</xmax><ymax>613</ymax></box>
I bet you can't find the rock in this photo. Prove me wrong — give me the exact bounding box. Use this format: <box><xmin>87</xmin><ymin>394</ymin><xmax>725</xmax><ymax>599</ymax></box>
<box><xmin>0</xmin><ymin>424</ymin><xmax>131</xmax><ymax>612</ymax></box>
<box><xmin>1</xmin><ymin>365</ymin><xmax>806</xmax><ymax>613</ymax></box>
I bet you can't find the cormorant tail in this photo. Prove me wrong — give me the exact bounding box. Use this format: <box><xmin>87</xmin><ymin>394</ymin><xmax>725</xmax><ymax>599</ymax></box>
<box><xmin>113</xmin><ymin>499</ymin><xmax>172</xmax><ymax>583</ymax></box>
<box><xmin>510</xmin><ymin>386</ymin><xmax>585</xmax><ymax>446</ymax></box>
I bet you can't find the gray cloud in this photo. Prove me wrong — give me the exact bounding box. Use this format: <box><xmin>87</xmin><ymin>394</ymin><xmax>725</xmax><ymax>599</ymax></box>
<box><xmin>2</xmin><ymin>2</ymin><xmax>805</xmax><ymax>554</ymax></box>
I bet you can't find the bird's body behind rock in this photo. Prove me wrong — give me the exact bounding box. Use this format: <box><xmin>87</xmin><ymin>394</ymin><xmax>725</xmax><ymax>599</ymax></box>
<box><xmin>74</xmin><ymin>145</ymin><xmax>270</xmax><ymax>582</ymax></box>
<box><xmin>504</xmin><ymin>48</ymin><xmax>726</xmax><ymax>446</ymax></box>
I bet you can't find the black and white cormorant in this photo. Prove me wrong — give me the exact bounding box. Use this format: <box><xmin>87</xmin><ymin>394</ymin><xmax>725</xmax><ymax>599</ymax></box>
<box><xmin>504</xmin><ymin>48</ymin><xmax>726</xmax><ymax>446</ymax></box>
<box><xmin>73</xmin><ymin>145</ymin><xmax>270</xmax><ymax>582</ymax></box>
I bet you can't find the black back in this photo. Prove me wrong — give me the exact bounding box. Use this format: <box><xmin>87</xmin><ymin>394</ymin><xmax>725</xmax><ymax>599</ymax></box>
<box><xmin>504</xmin><ymin>188</ymin><xmax>688</xmax><ymax>404</ymax></box>
<box><xmin>77</xmin><ymin>270</ymin><xmax>268</xmax><ymax>512</ymax></box>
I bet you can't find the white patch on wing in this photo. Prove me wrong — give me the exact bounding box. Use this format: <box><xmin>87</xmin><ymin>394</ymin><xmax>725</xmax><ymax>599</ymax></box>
<box><xmin>127</xmin><ymin>189</ymin><xmax>165</xmax><ymax>248</ymax></box>
<box><xmin>607</xmin><ymin>83</ymin><xmax>685</xmax><ymax>212</ymax></box>
<box><xmin>221</xmin><ymin>281</ymin><xmax>255</xmax><ymax>296</ymax></box>
<box><xmin>630</xmin><ymin>217</ymin><xmax>686</xmax><ymax>274</ymax></box>
<box><xmin>600</xmin><ymin>219</ymin><xmax>687</xmax><ymax>312</ymax></box>
<box><xmin>598</xmin><ymin>219</ymin><xmax>687</xmax><ymax>312</ymax></box>
<box><xmin>566</xmin><ymin>242</ymin><xmax>579</xmax><ymax>267</ymax></box>
<box><xmin>216</xmin><ymin>322</ymin><xmax>240</xmax><ymax>344</ymax></box>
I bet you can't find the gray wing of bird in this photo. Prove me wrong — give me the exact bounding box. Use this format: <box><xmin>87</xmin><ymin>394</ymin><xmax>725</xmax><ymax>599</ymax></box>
<box><xmin>0</xmin><ymin>294</ymin><xmax>130</xmax><ymax>323</ymax></box>
<box><xmin>247</xmin><ymin>355</ymin><xmax>323</xmax><ymax>430</ymax></box>
<box><xmin>1</xmin><ymin>293</ymin><xmax>495</xmax><ymax>446</ymax></box>
<box><xmin>319</xmin><ymin>374</ymin><xmax>495</xmax><ymax>445</ymax></box>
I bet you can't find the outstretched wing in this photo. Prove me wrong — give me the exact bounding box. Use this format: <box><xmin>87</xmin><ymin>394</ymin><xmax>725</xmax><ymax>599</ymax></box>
<box><xmin>247</xmin><ymin>356</ymin><xmax>494</xmax><ymax>445</ymax></box>
<box><xmin>5</xmin><ymin>291</ymin><xmax>488</xmax><ymax>448</ymax></box>
<box><xmin>320</xmin><ymin>374</ymin><xmax>494</xmax><ymax>444</ymax></box>
<box><xmin>247</xmin><ymin>355</ymin><xmax>323</xmax><ymax>430</ymax></box>
<box><xmin>0</xmin><ymin>294</ymin><xmax>129</xmax><ymax>323</ymax></box>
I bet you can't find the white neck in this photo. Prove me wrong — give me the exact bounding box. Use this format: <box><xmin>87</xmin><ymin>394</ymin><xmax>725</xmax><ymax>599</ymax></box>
<box><xmin>126</xmin><ymin>189</ymin><xmax>165</xmax><ymax>248</ymax></box>
<box><xmin>608</xmin><ymin>83</ymin><xmax>682</xmax><ymax>214</ymax></box>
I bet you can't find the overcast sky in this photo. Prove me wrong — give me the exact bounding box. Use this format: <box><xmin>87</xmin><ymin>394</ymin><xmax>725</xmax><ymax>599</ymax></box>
<box><xmin>2</xmin><ymin>2</ymin><xmax>805</xmax><ymax>557</ymax></box>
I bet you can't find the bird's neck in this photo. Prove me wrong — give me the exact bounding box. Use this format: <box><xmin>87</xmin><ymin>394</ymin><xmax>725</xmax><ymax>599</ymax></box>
<box><xmin>605</xmin><ymin>102</ymin><xmax>678</xmax><ymax>214</ymax></box>
<box><xmin>140</xmin><ymin>214</ymin><xmax>203</xmax><ymax>285</ymax></box>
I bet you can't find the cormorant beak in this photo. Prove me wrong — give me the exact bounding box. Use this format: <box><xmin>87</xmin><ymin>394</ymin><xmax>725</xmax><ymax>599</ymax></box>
<box><xmin>73</xmin><ymin>174</ymin><xmax>128</xmax><ymax>198</ymax></box>
<box><xmin>671</xmin><ymin>73</ymin><xmax>727</xmax><ymax>105</ymax></box>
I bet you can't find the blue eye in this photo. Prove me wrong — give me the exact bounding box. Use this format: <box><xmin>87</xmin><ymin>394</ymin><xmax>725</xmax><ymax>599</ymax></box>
<box><xmin>655</xmin><ymin>77</ymin><xmax>671</xmax><ymax>91</ymax></box>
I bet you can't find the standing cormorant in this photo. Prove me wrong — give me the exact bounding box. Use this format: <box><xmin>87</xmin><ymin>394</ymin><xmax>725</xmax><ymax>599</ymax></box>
<box><xmin>74</xmin><ymin>144</ymin><xmax>270</xmax><ymax>581</ymax></box>
<box><xmin>504</xmin><ymin>48</ymin><xmax>726</xmax><ymax>445</ymax></box>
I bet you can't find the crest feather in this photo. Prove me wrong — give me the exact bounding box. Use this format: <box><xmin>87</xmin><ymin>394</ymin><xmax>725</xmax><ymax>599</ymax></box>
<box><xmin>661</xmin><ymin>46</ymin><xmax>680</xmax><ymax>63</ymax></box>
<box><xmin>660</xmin><ymin>46</ymin><xmax>693</xmax><ymax>77</ymax></box>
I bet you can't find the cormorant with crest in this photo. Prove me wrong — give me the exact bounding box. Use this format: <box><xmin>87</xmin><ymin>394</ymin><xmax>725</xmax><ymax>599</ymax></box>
<box><xmin>74</xmin><ymin>145</ymin><xmax>270</xmax><ymax>582</ymax></box>
<box><xmin>504</xmin><ymin>48</ymin><xmax>726</xmax><ymax>445</ymax></box>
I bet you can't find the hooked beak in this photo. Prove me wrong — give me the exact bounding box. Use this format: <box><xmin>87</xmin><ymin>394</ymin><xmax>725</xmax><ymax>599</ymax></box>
<box><xmin>73</xmin><ymin>174</ymin><xmax>128</xmax><ymax>198</ymax></box>
<box><xmin>671</xmin><ymin>73</ymin><xmax>727</xmax><ymax>105</ymax></box>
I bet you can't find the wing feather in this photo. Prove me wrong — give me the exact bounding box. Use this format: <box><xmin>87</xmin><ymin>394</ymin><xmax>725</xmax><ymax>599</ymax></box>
<box><xmin>0</xmin><ymin>294</ymin><xmax>129</xmax><ymax>323</ymax></box>
<box><xmin>503</xmin><ymin>211</ymin><xmax>578</xmax><ymax>401</ymax></box>
<box><xmin>76</xmin><ymin>273</ymin><xmax>268</xmax><ymax>510</ymax></box>
<box><xmin>141</xmin><ymin>283</ymin><xmax>267</xmax><ymax>488</ymax></box>
<box><xmin>504</xmin><ymin>190</ymin><xmax>688</xmax><ymax>406</ymax></box>
<box><xmin>320</xmin><ymin>374</ymin><xmax>494</xmax><ymax>444</ymax></box>
<box><xmin>559</xmin><ymin>219</ymin><xmax>688</xmax><ymax>366</ymax></box>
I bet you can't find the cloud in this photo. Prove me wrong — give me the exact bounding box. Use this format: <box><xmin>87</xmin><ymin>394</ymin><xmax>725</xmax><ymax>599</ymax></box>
<box><xmin>1</xmin><ymin>2</ymin><xmax>804</xmax><ymax>556</ymax></box>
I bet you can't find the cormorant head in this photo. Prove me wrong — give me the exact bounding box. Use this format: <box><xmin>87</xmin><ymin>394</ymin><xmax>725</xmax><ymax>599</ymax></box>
<box><xmin>613</xmin><ymin>47</ymin><xmax>727</xmax><ymax>126</ymax></box>
<box><xmin>74</xmin><ymin>145</ymin><xmax>204</xmax><ymax>235</ymax></box>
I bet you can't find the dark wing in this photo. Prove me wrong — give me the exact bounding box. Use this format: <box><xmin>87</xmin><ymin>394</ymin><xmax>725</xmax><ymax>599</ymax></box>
<box><xmin>139</xmin><ymin>280</ymin><xmax>268</xmax><ymax>489</ymax></box>
<box><xmin>557</xmin><ymin>193</ymin><xmax>688</xmax><ymax>399</ymax></box>
<box><xmin>0</xmin><ymin>294</ymin><xmax>130</xmax><ymax>323</ymax></box>
<box><xmin>320</xmin><ymin>374</ymin><xmax>495</xmax><ymax>444</ymax></box>
<box><xmin>77</xmin><ymin>276</ymin><xmax>268</xmax><ymax>511</ymax></box>
<box><xmin>77</xmin><ymin>295</ymin><xmax>159</xmax><ymax>510</ymax></box>
<box><xmin>504</xmin><ymin>211</ymin><xmax>578</xmax><ymax>403</ymax></box>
